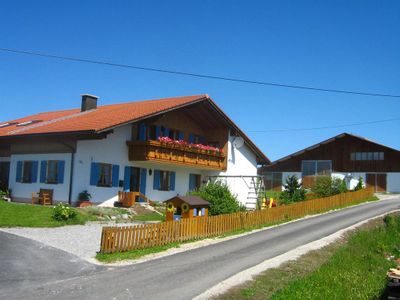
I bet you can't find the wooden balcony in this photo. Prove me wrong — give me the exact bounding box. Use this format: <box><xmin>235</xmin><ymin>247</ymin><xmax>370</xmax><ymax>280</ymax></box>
<box><xmin>127</xmin><ymin>140</ymin><xmax>226</xmax><ymax>170</ymax></box>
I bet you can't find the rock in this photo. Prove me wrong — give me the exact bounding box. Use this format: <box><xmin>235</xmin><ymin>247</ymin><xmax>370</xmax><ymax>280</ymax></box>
<box><xmin>121</xmin><ymin>214</ymin><xmax>129</xmax><ymax>220</ymax></box>
<box><xmin>111</xmin><ymin>216</ymin><xmax>117</xmax><ymax>220</ymax></box>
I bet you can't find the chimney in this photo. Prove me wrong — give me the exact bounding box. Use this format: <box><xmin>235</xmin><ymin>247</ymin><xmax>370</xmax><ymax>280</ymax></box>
<box><xmin>81</xmin><ymin>94</ymin><xmax>98</xmax><ymax>112</ymax></box>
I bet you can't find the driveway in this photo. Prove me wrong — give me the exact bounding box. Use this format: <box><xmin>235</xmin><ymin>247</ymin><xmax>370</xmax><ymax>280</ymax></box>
<box><xmin>1</xmin><ymin>195</ymin><xmax>399</xmax><ymax>300</ymax></box>
<box><xmin>0</xmin><ymin>231</ymin><xmax>103</xmax><ymax>298</ymax></box>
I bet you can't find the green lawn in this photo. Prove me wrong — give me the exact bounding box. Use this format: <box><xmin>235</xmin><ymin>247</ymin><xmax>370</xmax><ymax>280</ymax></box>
<box><xmin>218</xmin><ymin>213</ymin><xmax>400</xmax><ymax>300</ymax></box>
<box><xmin>131</xmin><ymin>212</ymin><xmax>165</xmax><ymax>222</ymax></box>
<box><xmin>96</xmin><ymin>242</ymin><xmax>180</xmax><ymax>263</ymax></box>
<box><xmin>0</xmin><ymin>200</ymin><xmax>96</xmax><ymax>227</ymax></box>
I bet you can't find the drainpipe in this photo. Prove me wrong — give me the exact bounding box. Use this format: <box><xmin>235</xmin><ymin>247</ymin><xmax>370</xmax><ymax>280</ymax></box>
<box><xmin>68</xmin><ymin>152</ymin><xmax>75</xmax><ymax>205</ymax></box>
<box><xmin>59</xmin><ymin>141</ymin><xmax>76</xmax><ymax>205</ymax></box>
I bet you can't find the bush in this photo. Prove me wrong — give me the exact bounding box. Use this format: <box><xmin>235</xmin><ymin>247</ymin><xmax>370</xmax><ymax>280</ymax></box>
<box><xmin>189</xmin><ymin>181</ymin><xmax>244</xmax><ymax>215</ymax></box>
<box><xmin>353</xmin><ymin>177</ymin><xmax>364</xmax><ymax>191</ymax></box>
<box><xmin>279</xmin><ymin>175</ymin><xmax>306</xmax><ymax>205</ymax></box>
<box><xmin>78</xmin><ymin>190</ymin><xmax>92</xmax><ymax>201</ymax></box>
<box><xmin>311</xmin><ymin>176</ymin><xmax>347</xmax><ymax>198</ymax></box>
<box><xmin>53</xmin><ymin>203</ymin><xmax>77</xmax><ymax>221</ymax></box>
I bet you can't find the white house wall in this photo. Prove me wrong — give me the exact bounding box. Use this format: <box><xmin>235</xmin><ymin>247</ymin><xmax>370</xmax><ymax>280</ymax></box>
<box><xmin>204</xmin><ymin>133</ymin><xmax>259</xmax><ymax>206</ymax></box>
<box><xmin>387</xmin><ymin>173</ymin><xmax>400</xmax><ymax>193</ymax></box>
<box><xmin>72</xmin><ymin>125</ymin><xmax>209</xmax><ymax>204</ymax></box>
<box><xmin>8</xmin><ymin>153</ymin><xmax>72</xmax><ymax>202</ymax></box>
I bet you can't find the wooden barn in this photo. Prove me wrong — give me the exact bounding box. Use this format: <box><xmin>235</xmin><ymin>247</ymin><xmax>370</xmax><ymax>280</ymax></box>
<box><xmin>165</xmin><ymin>195</ymin><xmax>209</xmax><ymax>221</ymax></box>
<box><xmin>259</xmin><ymin>133</ymin><xmax>400</xmax><ymax>193</ymax></box>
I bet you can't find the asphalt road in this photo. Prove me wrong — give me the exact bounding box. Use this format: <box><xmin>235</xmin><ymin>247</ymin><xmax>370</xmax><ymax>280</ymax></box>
<box><xmin>1</xmin><ymin>196</ymin><xmax>399</xmax><ymax>300</ymax></box>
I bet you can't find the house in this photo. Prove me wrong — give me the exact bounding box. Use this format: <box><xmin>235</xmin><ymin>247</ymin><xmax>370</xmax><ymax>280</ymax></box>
<box><xmin>259</xmin><ymin>133</ymin><xmax>400</xmax><ymax>193</ymax></box>
<box><xmin>0</xmin><ymin>94</ymin><xmax>269</xmax><ymax>208</ymax></box>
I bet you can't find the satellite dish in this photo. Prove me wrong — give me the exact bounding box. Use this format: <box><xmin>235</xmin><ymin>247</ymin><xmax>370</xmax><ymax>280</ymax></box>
<box><xmin>233</xmin><ymin>136</ymin><xmax>244</xmax><ymax>149</ymax></box>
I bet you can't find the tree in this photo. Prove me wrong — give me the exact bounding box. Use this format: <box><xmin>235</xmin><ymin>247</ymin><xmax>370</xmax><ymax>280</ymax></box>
<box><xmin>279</xmin><ymin>175</ymin><xmax>306</xmax><ymax>205</ymax></box>
<box><xmin>189</xmin><ymin>181</ymin><xmax>244</xmax><ymax>215</ymax></box>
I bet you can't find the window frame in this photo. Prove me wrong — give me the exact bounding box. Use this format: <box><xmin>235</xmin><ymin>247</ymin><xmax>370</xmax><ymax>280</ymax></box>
<box><xmin>159</xmin><ymin>170</ymin><xmax>171</xmax><ymax>191</ymax></box>
<box><xmin>301</xmin><ymin>160</ymin><xmax>332</xmax><ymax>178</ymax></box>
<box><xmin>22</xmin><ymin>161</ymin><xmax>33</xmax><ymax>183</ymax></box>
<box><xmin>97</xmin><ymin>163</ymin><xmax>113</xmax><ymax>187</ymax></box>
<box><xmin>46</xmin><ymin>160</ymin><xmax>59</xmax><ymax>184</ymax></box>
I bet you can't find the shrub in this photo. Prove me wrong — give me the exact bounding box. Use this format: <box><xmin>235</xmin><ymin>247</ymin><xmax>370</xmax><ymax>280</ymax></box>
<box><xmin>312</xmin><ymin>176</ymin><xmax>347</xmax><ymax>197</ymax></box>
<box><xmin>78</xmin><ymin>190</ymin><xmax>92</xmax><ymax>201</ymax></box>
<box><xmin>53</xmin><ymin>203</ymin><xmax>77</xmax><ymax>221</ymax></box>
<box><xmin>0</xmin><ymin>190</ymin><xmax>10</xmax><ymax>201</ymax></box>
<box><xmin>279</xmin><ymin>175</ymin><xmax>306</xmax><ymax>205</ymax></box>
<box><xmin>189</xmin><ymin>181</ymin><xmax>244</xmax><ymax>215</ymax></box>
<box><xmin>353</xmin><ymin>177</ymin><xmax>364</xmax><ymax>191</ymax></box>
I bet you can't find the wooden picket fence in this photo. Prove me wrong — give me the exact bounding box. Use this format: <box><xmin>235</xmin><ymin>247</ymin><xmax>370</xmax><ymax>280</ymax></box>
<box><xmin>99</xmin><ymin>188</ymin><xmax>374</xmax><ymax>253</ymax></box>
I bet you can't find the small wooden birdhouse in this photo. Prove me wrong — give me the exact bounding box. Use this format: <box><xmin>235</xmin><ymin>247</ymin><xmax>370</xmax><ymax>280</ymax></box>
<box><xmin>164</xmin><ymin>196</ymin><xmax>210</xmax><ymax>221</ymax></box>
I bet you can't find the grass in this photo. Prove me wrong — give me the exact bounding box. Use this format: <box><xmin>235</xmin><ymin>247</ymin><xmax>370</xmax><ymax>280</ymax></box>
<box><xmin>131</xmin><ymin>212</ymin><xmax>165</xmax><ymax>222</ymax></box>
<box><xmin>217</xmin><ymin>213</ymin><xmax>400</xmax><ymax>300</ymax></box>
<box><xmin>0</xmin><ymin>200</ymin><xmax>96</xmax><ymax>227</ymax></box>
<box><xmin>96</xmin><ymin>242</ymin><xmax>181</xmax><ymax>262</ymax></box>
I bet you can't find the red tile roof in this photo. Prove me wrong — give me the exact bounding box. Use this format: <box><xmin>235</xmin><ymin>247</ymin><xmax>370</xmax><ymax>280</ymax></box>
<box><xmin>0</xmin><ymin>94</ymin><xmax>270</xmax><ymax>163</ymax></box>
<box><xmin>0</xmin><ymin>95</ymin><xmax>205</xmax><ymax>137</ymax></box>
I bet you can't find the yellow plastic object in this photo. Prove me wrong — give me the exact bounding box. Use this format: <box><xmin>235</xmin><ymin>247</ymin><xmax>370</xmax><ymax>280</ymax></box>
<box><xmin>269</xmin><ymin>198</ymin><xmax>274</xmax><ymax>208</ymax></box>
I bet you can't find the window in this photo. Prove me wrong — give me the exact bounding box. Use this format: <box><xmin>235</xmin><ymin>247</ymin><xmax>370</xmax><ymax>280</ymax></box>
<box><xmin>189</xmin><ymin>174</ymin><xmax>201</xmax><ymax>191</ymax></box>
<box><xmin>16</xmin><ymin>160</ymin><xmax>38</xmax><ymax>183</ymax></box>
<box><xmin>46</xmin><ymin>161</ymin><xmax>58</xmax><ymax>183</ymax></box>
<box><xmin>264</xmin><ymin>172</ymin><xmax>282</xmax><ymax>191</ymax></box>
<box><xmin>302</xmin><ymin>160</ymin><xmax>332</xmax><ymax>177</ymax></box>
<box><xmin>40</xmin><ymin>160</ymin><xmax>65</xmax><ymax>184</ymax></box>
<box><xmin>22</xmin><ymin>161</ymin><xmax>33</xmax><ymax>183</ymax></box>
<box><xmin>98</xmin><ymin>163</ymin><xmax>112</xmax><ymax>187</ymax></box>
<box><xmin>153</xmin><ymin>169</ymin><xmax>175</xmax><ymax>191</ymax></box>
<box><xmin>302</xmin><ymin>161</ymin><xmax>316</xmax><ymax>177</ymax></box>
<box><xmin>147</xmin><ymin>125</ymin><xmax>157</xmax><ymax>140</ymax></box>
<box><xmin>350</xmin><ymin>152</ymin><xmax>384</xmax><ymax>161</ymax></box>
<box><xmin>90</xmin><ymin>162</ymin><xmax>119</xmax><ymax>187</ymax></box>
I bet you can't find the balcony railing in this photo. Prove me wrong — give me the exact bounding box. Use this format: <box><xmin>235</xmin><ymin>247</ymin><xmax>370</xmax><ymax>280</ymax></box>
<box><xmin>127</xmin><ymin>140</ymin><xmax>226</xmax><ymax>170</ymax></box>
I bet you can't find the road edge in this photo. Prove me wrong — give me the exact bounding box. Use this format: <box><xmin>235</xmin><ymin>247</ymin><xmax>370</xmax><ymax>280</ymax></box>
<box><xmin>193</xmin><ymin>207</ymin><xmax>400</xmax><ymax>300</ymax></box>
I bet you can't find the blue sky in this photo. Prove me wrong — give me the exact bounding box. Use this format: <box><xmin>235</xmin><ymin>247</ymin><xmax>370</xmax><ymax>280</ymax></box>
<box><xmin>0</xmin><ymin>1</ymin><xmax>399</xmax><ymax>161</ymax></box>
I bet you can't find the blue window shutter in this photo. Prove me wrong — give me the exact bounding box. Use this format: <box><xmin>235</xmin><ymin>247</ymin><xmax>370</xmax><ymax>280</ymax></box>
<box><xmin>57</xmin><ymin>161</ymin><xmax>65</xmax><ymax>184</ymax></box>
<box><xmin>16</xmin><ymin>161</ymin><xmax>22</xmax><ymax>182</ymax></box>
<box><xmin>31</xmin><ymin>161</ymin><xmax>38</xmax><ymax>183</ymax></box>
<box><xmin>178</xmin><ymin>131</ymin><xmax>184</xmax><ymax>140</ymax></box>
<box><xmin>40</xmin><ymin>161</ymin><xmax>47</xmax><ymax>183</ymax></box>
<box><xmin>201</xmin><ymin>208</ymin><xmax>205</xmax><ymax>215</ymax></box>
<box><xmin>138</xmin><ymin>123</ymin><xmax>146</xmax><ymax>140</ymax></box>
<box><xmin>155</xmin><ymin>125</ymin><xmax>161</xmax><ymax>139</ymax></box>
<box><xmin>140</xmin><ymin>168</ymin><xmax>147</xmax><ymax>201</ymax></box>
<box><xmin>153</xmin><ymin>170</ymin><xmax>160</xmax><ymax>190</ymax></box>
<box><xmin>188</xmin><ymin>134</ymin><xmax>194</xmax><ymax>144</ymax></box>
<box><xmin>189</xmin><ymin>174</ymin><xmax>196</xmax><ymax>191</ymax></box>
<box><xmin>170</xmin><ymin>171</ymin><xmax>176</xmax><ymax>191</ymax></box>
<box><xmin>124</xmin><ymin>166</ymin><xmax>131</xmax><ymax>191</ymax></box>
<box><xmin>193</xmin><ymin>208</ymin><xmax>197</xmax><ymax>217</ymax></box>
<box><xmin>112</xmin><ymin>165</ymin><xmax>119</xmax><ymax>187</ymax></box>
<box><xmin>199</xmin><ymin>136</ymin><xmax>206</xmax><ymax>144</ymax></box>
<box><xmin>90</xmin><ymin>162</ymin><xmax>99</xmax><ymax>186</ymax></box>
<box><xmin>164</xmin><ymin>127</ymin><xmax>170</xmax><ymax>137</ymax></box>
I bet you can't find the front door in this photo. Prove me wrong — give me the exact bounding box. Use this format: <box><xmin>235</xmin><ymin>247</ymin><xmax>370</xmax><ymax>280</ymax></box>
<box><xmin>0</xmin><ymin>162</ymin><xmax>10</xmax><ymax>191</ymax></box>
<box><xmin>366</xmin><ymin>173</ymin><xmax>387</xmax><ymax>192</ymax></box>
<box><xmin>124</xmin><ymin>166</ymin><xmax>147</xmax><ymax>202</ymax></box>
<box><xmin>130</xmin><ymin>167</ymin><xmax>140</xmax><ymax>192</ymax></box>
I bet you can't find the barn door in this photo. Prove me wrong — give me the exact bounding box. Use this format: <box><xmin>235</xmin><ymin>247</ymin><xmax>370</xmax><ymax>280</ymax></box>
<box><xmin>366</xmin><ymin>173</ymin><xmax>387</xmax><ymax>192</ymax></box>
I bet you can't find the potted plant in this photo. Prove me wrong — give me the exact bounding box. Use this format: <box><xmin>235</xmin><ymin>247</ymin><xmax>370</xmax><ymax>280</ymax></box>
<box><xmin>78</xmin><ymin>190</ymin><xmax>92</xmax><ymax>207</ymax></box>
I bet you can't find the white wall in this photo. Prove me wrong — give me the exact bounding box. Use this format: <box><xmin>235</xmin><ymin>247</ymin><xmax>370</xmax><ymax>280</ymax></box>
<box><xmin>204</xmin><ymin>133</ymin><xmax>259</xmax><ymax>206</ymax></box>
<box><xmin>9</xmin><ymin>153</ymin><xmax>72</xmax><ymax>202</ymax></box>
<box><xmin>72</xmin><ymin>125</ymin><xmax>204</xmax><ymax>204</ymax></box>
